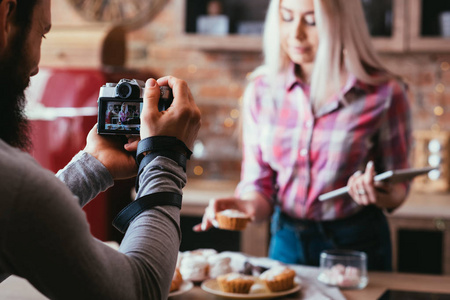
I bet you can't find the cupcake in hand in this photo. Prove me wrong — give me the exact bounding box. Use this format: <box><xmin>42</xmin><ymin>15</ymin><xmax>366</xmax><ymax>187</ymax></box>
<box><xmin>216</xmin><ymin>209</ymin><xmax>251</xmax><ymax>231</ymax></box>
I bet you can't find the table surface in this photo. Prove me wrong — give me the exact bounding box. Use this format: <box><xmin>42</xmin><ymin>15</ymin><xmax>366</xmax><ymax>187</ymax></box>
<box><xmin>2</xmin><ymin>270</ymin><xmax>450</xmax><ymax>300</ymax></box>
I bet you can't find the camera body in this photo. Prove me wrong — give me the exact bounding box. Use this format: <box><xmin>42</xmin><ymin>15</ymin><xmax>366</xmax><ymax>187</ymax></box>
<box><xmin>97</xmin><ymin>78</ymin><xmax>173</xmax><ymax>135</ymax></box>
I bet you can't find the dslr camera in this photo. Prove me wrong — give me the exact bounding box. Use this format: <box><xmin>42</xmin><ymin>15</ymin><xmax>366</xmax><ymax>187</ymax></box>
<box><xmin>97</xmin><ymin>78</ymin><xmax>173</xmax><ymax>135</ymax></box>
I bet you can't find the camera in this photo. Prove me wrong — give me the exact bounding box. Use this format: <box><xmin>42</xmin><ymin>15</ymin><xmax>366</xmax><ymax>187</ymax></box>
<box><xmin>97</xmin><ymin>78</ymin><xmax>173</xmax><ymax>135</ymax></box>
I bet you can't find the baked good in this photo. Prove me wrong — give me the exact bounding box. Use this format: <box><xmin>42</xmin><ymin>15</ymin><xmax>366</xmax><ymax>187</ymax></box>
<box><xmin>217</xmin><ymin>272</ymin><xmax>255</xmax><ymax>294</ymax></box>
<box><xmin>170</xmin><ymin>268</ymin><xmax>183</xmax><ymax>292</ymax></box>
<box><xmin>207</xmin><ymin>254</ymin><xmax>232</xmax><ymax>278</ymax></box>
<box><xmin>216</xmin><ymin>209</ymin><xmax>251</xmax><ymax>231</ymax></box>
<box><xmin>259</xmin><ymin>265</ymin><xmax>296</xmax><ymax>292</ymax></box>
<box><xmin>179</xmin><ymin>255</ymin><xmax>209</xmax><ymax>282</ymax></box>
<box><xmin>249</xmin><ymin>283</ymin><xmax>268</xmax><ymax>294</ymax></box>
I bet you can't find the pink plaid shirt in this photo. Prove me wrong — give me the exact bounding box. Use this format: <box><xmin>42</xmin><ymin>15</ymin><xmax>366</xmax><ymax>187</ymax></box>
<box><xmin>236</xmin><ymin>66</ymin><xmax>411</xmax><ymax>221</ymax></box>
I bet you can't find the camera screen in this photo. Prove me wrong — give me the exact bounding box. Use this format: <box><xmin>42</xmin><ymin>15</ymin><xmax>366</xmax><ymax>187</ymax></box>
<box><xmin>98</xmin><ymin>98</ymin><xmax>143</xmax><ymax>135</ymax></box>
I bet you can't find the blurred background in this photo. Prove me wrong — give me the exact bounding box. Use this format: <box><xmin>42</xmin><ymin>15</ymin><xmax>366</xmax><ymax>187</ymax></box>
<box><xmin>26</xmin><ymin>0</ymin><xmax>450</xmax><ymax>276</ymax></box>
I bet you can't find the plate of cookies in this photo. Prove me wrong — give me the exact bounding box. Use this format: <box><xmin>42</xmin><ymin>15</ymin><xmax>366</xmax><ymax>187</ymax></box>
<box><xmin>201</xmin><ymin>265</ymin><xmax>302</xmax><ymax>299</ymax></box>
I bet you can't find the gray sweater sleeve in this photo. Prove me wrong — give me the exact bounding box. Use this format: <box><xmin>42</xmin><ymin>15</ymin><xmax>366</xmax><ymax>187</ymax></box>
<box><xmin>55</xmin><ymin>151</ymin><xmax>114</xmax><ymax>207</ymax></box>
<box><xmin>2</xmin><ymin>149</ymin><xmax>185</xmax><ymax>300</ymax></box>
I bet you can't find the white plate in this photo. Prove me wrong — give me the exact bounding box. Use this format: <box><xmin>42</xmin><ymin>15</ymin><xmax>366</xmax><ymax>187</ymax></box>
<box><xmin>168</xmin><ymin>280</ymin><xmax>194</xmax><ymax>298</ymax></box>
<box><xmin>201</xmin><ymin>278</ymin><xmax>302</xmax><ymax>299</ymax></box>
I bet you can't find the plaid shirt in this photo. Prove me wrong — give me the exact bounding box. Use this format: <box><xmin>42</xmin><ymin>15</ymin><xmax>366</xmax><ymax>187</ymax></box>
<box><xmin>236</xmin><ymin>66</ymin><xmax>412</xmax><ymax>221</ymax></box>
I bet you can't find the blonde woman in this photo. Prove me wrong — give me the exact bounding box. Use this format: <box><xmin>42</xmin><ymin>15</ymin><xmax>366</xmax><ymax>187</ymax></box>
<box><xmin>195</xmin><ymin>0</ymin><xmax>411</xmax><ymax>271</ymax></box>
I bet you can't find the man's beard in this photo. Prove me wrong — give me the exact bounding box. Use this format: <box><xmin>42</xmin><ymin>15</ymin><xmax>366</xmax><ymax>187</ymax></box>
<box><xmin>0</xmin><ymin>33</ymin><xmax>32</xmax><ymax>151</ymax></box>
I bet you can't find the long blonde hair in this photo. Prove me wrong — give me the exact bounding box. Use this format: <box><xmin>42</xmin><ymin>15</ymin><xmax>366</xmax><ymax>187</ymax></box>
<box><xmin>255</xmin><ymin>0</ymin><xmax>394</xmax><ymax>111</ymax></box>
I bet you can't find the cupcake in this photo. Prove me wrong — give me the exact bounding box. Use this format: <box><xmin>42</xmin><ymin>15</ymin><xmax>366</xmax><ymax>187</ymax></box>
<box><xmin>216</xmin><ymin>209</ymin><xmax>251</xmax><ymax>231</ymax></box>
<box><xmin>170</xmin><ymin>268</ymin><xmax>183</xmax><ymax>292</ymax></box>
<box><xmin>259</xmin><ymin>265</ymin><xmax>296</xmax><ymax>292</ymax></box>
<box><xmin>217</xmin><ymin>272</ymin><xmax>255</xmax><ymax>294</ymax></box>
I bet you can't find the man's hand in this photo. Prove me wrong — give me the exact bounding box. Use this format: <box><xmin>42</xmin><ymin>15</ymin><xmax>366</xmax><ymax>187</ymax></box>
<box><xmin>140</xmin><ymin>76</ymin><xmax>201</xmax><ymax>149</ymax></box>
<box><xmin>84</xmin><ymin>125</ymin><xmax>138</xmax><ymax>180</ymax></box>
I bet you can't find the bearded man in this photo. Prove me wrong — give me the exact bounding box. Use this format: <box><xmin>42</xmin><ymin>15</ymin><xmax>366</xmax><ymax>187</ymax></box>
<box><xmin>0</xmin><ymin>1</ymin><xmax>201</xmax><ymax>299</ymax></box>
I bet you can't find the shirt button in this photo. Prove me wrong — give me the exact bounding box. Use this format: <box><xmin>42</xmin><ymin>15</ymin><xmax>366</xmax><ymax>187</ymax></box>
<box><xmin>300</xmin><ymin>149</ymin><xmax>308</xmax><ymax>157</ymax></box>
<box><xmin>306</xmin><ymin>120</ymin><xmax>313</xmax><ymax>128</ymax></box>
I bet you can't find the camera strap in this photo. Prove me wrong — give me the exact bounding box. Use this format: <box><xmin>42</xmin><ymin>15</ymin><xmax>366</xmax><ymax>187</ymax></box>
<box><xmin>112</xmin><ymin>192</ymin><xmax>182</xmax><ymax>233</ymax></box>
<box><xmin>136</xmin><ymin>136</ymin><xmax>192</xmax><ymax>165</ymax></box>
<box><xmin>135</xmin><ymin>137</ymin><xmax>192</xmax><ymax>192</ymax></box>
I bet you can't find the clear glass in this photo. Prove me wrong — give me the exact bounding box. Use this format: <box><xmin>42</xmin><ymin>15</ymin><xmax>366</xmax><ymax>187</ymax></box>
<box><xmin>317</xmin><ymin>250</ymin><xmax>368</xmax><ymax>289</ymax></box>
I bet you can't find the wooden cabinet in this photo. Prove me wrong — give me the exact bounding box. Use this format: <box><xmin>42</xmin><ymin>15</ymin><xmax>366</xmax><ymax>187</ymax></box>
<box><xmin>370</xmin><ymin>0</ymin><xmax>406</xmax><ymax>52</ymax></box>
<box><xmin>174</xmin><ymin>0</ymin><xmax>450</xmax><ymax>53</ymax></box>
<box><xmin>388</xmin><ymin>215</ymin><xmax>450</xmax><ymax>275</ymax></box>
<box><xmin>408</xmin><ymin>0</ymin><xmax>450</xmax><ymax>52</ymax></box>
<box><xmin>388</xmin><ymin>192</ymin><xmax>450</xmax><ymax>275</ymax></box>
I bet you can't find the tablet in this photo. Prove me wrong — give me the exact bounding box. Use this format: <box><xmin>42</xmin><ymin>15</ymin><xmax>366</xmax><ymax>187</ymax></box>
<box><xmin>318</xmin><ymin>166</ymin><xmax>437</xmax><ymax>202</ymax></box>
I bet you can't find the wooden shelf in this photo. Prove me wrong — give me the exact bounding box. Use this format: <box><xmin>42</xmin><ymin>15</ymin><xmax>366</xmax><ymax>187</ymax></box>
<box><xmin>40</xmin><ymin>25</ymin><xmax>126</xmax><ymax>68</ymax></box>
<box><xmin>174</xmin><ymin>0</ymin><xmax>450</xmax><ymax>53</ymax></box>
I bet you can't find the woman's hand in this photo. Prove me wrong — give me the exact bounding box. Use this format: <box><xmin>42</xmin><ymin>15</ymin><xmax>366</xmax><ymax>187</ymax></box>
<box><xmin>347</xmin><ymin>161</ymin><xmax>407</xmax><ymax>209</ymax></box>
<box><xmin>193</xmin><ymin>191</ymin><xmax>273</xmax><ymax>232</ymax></box>
<box><xmin>193</xmin><ymin>197</ymin><xmax>255</xmax><ymax>232</ymax></box>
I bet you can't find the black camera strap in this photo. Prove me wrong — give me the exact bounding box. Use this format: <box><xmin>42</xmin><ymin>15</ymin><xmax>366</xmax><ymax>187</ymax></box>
<box><xmin>134</xmin><ymin>136</ymin><xmax>192</xmax><ymax>192</ymax></box>
<box><xmin>136</xmin><ymin>136</ymin><xmax>192</xmax><ymax>165</ymax></box>
<box><xmin>112</xmin><ymin>192</ymin><xmax>182</xmax><ymax>233</ymax></box>
<box><xmin>112</xmin><ymin>137</ymin><xmax>192</xmax><ymax>233</ymax></box>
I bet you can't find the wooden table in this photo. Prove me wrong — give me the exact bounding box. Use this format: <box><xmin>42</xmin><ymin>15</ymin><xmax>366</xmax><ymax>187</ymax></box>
<box><xmin>2</xmin><ymin>271</ymin><xmax>450</xmax><ymax>299</ymax></box>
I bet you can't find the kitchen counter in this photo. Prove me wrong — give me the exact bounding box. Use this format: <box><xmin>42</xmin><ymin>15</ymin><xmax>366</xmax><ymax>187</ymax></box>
<box><xmin>2</xmin><ymin>268</ymin><xmax>450</xmax><ymax>299</ymax></box>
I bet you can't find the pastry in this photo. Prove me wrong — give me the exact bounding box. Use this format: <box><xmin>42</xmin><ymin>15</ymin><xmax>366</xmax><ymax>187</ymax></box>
<box><xmin>217</xmin><ymin>272</ymin><xmax>255</xmax><ymax>294</ymax></box>
<box><xmin>170</xmin><ymin>268</ymin><xmax>183</xmax><ymax>292</ymax></box>
<box><xmin>208</xmin><ymin>254</ymin><xmax>233</xmax><ymax>278</ymax></box>
<box><xmin>249</xmin><ymin>283</ymin><xmax>268</xmax><ymax>294</ymax></box>
<box><xmin>179</xmin><ymin>255</ymin><xmax>209</xmax><ymax>282</ymax></box>
<box><xmin>216</xmin><ymin>209</ymin><xmax>251</xmax><ymax>231</ymax></box>
<box><xmin>259</xmin><ymin>265</ymin><xmax>296</xmax><ymax>292</ymax></box>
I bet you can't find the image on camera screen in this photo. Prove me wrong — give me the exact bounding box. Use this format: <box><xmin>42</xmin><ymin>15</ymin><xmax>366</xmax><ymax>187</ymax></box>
<box><xmin>98</xmin><ymin>99</ymin><xmax>143</xmax><ymax>135</ymax></box>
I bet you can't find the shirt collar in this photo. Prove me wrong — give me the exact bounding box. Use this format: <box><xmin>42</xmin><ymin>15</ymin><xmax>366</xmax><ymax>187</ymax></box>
<box><xmin>284</xmin><ymin>64</ymin><xmax>372</xmax><ymax>107</ymax></box>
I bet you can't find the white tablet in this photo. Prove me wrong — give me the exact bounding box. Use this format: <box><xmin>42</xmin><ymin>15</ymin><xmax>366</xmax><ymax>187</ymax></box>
<box><xmin>318</xmin><ymin>166</ymin><xmax>437</xmax><ymax>202</ymax></box>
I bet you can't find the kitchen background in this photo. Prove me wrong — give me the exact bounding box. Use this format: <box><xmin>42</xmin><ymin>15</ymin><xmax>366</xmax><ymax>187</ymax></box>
<box><xmin>29</xmin><ymin>0</ymin><xmax>450</xmax><ymax>275</ymax></box>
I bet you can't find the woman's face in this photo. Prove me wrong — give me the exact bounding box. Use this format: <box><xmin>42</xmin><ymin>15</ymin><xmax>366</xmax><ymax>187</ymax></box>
<box><xmin>279</xmin><ymin>0</ymin><xmax>319</xmax><ymax>66</ymax></box>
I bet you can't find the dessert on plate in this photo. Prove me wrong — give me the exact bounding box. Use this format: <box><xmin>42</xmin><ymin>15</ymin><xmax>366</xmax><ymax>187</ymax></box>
<box><xmin>170</xmin><ymin>268</ymin><xmax>183</xmax><ymax>292</ymax></box>
<box><xmin>208</xmin><ymin>254</ymin><xmax>233</xmax><ymax>279</ymax></box>
<box><xmin>179</xmin><ymin>255</ymin><xmax>209</xmax><ymax>282</ymax></box>
<box><xmin>259</xmin><ymin>265</ymin><xmax>297</xmax><ymax>292</ymax></box>
<box><xmin>217</xmin><ymin>272</ymin><xmax>255</xmax><ymax>294</ymax></box>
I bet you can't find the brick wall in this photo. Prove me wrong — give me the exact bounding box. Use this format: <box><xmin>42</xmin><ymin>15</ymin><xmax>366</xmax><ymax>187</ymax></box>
<box><xmin>50</xmin><ymin>1</ymin><xmax>450</xmax><ymax>180</ymax></box>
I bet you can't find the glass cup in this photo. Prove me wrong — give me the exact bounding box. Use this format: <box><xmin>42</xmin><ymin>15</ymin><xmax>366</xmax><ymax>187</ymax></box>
<box><xmin>317</xmin><ymin>250</ymin><xmax>368</xmax><ymax>289</ymax></box>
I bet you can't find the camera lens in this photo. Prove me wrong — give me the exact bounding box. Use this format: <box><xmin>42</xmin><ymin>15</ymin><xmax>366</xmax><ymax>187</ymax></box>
<box><xmin>117</xmin><ymin>83</ymin><xmax>132</xmax><ymax>99</ymax></box>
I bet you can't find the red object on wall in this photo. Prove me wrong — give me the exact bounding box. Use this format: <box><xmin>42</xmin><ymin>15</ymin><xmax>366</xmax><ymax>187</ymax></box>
<box><xmin>27</xmin><ymin>67</ymin><xmax>158</xmax><ymax>242</ymax></box>
<box><xmin>28</xmin><ymin>68</ymin><xmax>109</xmax><ymax>240</ymax></box>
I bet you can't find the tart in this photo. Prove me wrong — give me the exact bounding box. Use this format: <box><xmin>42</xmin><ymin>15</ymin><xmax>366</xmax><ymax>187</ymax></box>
<box><xmin>217</xmin><ymin>272</ymin><xmax>255</xmax><ymax>294</ymax></box>
<box><xmin>216</xmin><ymin>209</ymin><xmax>251</xmax><ymax>231</ymax></box>
<box><xmin>259</xmin><ymin>265</ymin><xmax>296</xmax><ymax>292</ymax></box>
